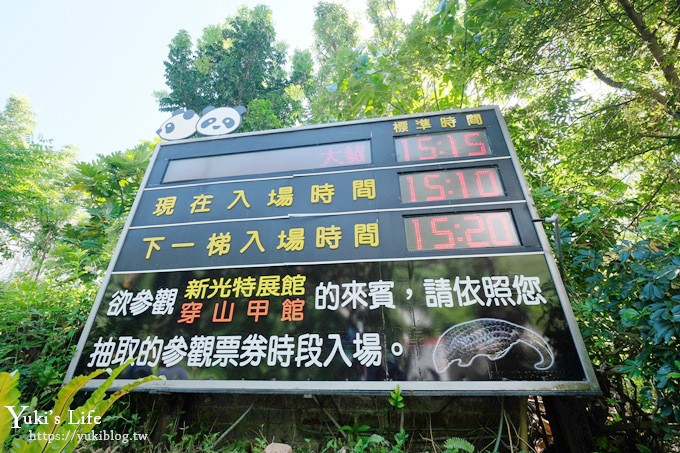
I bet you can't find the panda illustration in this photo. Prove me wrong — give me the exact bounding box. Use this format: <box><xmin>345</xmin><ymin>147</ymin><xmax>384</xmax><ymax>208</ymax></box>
<box><xmin>156</xmin><ymin>108</ymin><xmax>199</xmax><ymax>140</ymax></box>
<box><xmin>196</xmin><ymin>105</ymin><xmax>246</xmax><ymax>136</ymax></box>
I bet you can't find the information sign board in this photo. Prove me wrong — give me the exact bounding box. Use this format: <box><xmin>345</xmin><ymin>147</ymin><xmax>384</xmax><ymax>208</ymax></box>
<box><xmin>66</xmin><ymin>107</ymin><xmax>600</xmax><ymax>395</ymax></box>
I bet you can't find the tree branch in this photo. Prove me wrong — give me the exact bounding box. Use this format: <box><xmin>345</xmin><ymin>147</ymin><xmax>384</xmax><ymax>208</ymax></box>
<box><xmin>618</xmin><ymin>0</ymin><xmax>680</xmax><ymax>94</ymax></box>
<box><xmin>592</xmin><ymin>68</ymin><xmax>625</xmax><ymax>89</ymax></box>
<box><xmin>596</xmin><ymin>0</ymin><xmax>638</xmax><ymax>36</ymax></box>
<box><xmin>596</xmin><ymin>144</ymin><xmax>668</xmax><ymax>175</ymax></box>
<box><xmin>673</xmin><ymin>30</ymin><xmax>680</xmax><ymax>51</ymax></box>
<box><xmin>658</xmin><ymin>16</ymin><xmax>680</xmax><ymax>28</ymax></box>
<box><xmin>570</xmin><ymin>98</ymin><xmax>637</xmax><ymax>124</ymax></box>
<box><xmin>641</xmin><ymin>89</ymin><xmax>672</xmax><ymax>110</ymax></box>
<box><xmin>594</xmin><ymin>74</ymin><xmax>677</xmax><ymax>117</ymax></box>
<box><xmin>626</xmin><ymin>171</ymin><xmax>672</xmax><ymax>228</ymax></box>
<box><xmin>638</xmin><ymin>132</ymin><xmax>680</xmax><ymax>139</ymax></box>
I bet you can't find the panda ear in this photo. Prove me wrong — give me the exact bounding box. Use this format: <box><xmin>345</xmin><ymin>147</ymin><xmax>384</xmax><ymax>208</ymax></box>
<box><xmin>172</xmin><ymin>108</ymin><xmax>185</xmax><ymax>116</ymax></box>
<box><xmin>183</xmin><ymin>109</ymin><xmax>196</xmax><ymax>119</ymax></box>
<box><xmin>202</xmin><ymin>106</ymin><xmax>216</xmax><ymax>115</ymax></box>
<box><xmin>235</xmin><ymin>106</ymin><xmax>247</xmax><ymax>115</ymax></box>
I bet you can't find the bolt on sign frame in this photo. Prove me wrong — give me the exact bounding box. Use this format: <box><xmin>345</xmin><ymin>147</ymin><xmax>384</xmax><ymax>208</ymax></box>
<box><xmin>66</xmin><ymin>106</ymin><xmax>600</xmax><ymax>395</ymax></box>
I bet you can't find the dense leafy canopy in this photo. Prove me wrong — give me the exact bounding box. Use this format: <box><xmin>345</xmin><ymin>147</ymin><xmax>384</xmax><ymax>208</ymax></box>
<box><xmin>155</xmin><ymin>5</ymin><xmax>312</xmax><ymax>131</ymax></box>
<box><xmin>0</xmin><ymin>94</ymin><xmax>77</xmax><ymax>271</ymax></box>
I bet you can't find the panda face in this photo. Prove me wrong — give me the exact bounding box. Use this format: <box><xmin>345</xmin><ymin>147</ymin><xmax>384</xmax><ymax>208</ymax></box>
<box><xmin>156</xmin><ymin>109</ymin><xmax>199</xmax><ymax>140</ymax></box>
<box><xmin>196</xmin><ymin>106</ymin><xmax>245</xmax><ymax>136</ymax></box>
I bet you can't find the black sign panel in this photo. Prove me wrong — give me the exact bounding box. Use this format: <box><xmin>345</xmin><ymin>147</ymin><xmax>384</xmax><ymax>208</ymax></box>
<box><xmin>67</xmin><ymin>107</ymin><xmax>599</xmax><ymax>395</ymax></box>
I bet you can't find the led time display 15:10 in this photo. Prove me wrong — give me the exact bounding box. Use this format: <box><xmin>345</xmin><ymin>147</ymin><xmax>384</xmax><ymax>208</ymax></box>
<box><xmin>404</xmin><ymin>211</ymin><xmax>520</xmax><ymax>251</ymax></box>
<box><xmin>399</xmin><ymin>167</ymin><xmax>504</xmax><ymax>203</ymax></box>
<box><xmin>395</xmin><ymin>130</ymin><xmax>490</xmax><ymax>162</ymax></box>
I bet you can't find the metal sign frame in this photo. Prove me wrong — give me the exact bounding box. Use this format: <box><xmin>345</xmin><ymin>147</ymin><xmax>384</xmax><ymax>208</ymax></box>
<box><xmin>66</xmin><ymin>106</ymin><xmax>600</xmax><ymax>395</ymax></box>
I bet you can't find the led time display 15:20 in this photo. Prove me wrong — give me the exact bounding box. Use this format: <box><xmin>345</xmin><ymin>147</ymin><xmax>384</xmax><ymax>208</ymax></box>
<box><xmin>404</xmin><ymin>211</ymin><xmax>520</xmax><ymax>251</ymax></box>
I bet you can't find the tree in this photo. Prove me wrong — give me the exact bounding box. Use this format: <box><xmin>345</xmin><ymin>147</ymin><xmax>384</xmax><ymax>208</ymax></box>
<box><xmin>0</xmin><ymin>94</ymin><xmax>36</xmax><ymax>144</ymax></box>
<box><xmin>62</xmin><ymin>142</ymin><xmax>153</xmax><ymax>281</ymax></box>
<box><xmin>309</xmin><ymin>0</ymin><xmax>451</xmax><ymax>122</ymax></box>
<box><xmin>313</xmin><ymin>1</ymin><xmax>359</xmax><ymax>65</ymax></box>
<box><xmin>0</xmin><ymin>94</ymin><xmax>76</xmax><ymax>274</ymax></box>
<box><xmin>365</xmin><ymin>0</ymin><xmax>405</xmax><ymax>53</ymax></box>
<box><xmin>427</xmin><ymin>0</ymin><xmax>679</xmax><ymax>216</ymax></box>
<box><xmin>155</xmin><ymin>5</ymin><xmax>312</xmax><ymax>131</ymax></box>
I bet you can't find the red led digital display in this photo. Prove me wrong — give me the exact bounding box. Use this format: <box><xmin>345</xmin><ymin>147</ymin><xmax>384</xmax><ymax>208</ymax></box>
<box><xmin>404</xmin><ymin>211</ymin><xmax>520</xmax><ymax>251</ymax></box>
<box><xmin>399</xmin><ymin>167</ymin><xmax>504</xmax><ymax>203</ymax></box>
<box><xmin>395</xmin><ymin>130</ymin><xmax>490</xmax><ymax>162</ymax></box>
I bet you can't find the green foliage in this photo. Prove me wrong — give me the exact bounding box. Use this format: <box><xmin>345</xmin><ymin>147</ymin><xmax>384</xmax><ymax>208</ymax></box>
<box><xmin>322</xmin><ymin>389</ymin><xmax>412</xmax><ymax>452</ymax></box>
<box><xmin>156</xmin><ymin>5</ymin><xmax>311</xmax><ymax>131</ymax></box>
<box><xmin>0</xmin><ymin>94</ymin><xmax>36</xmax><ymax>142</ymax></box>
<box><xmin>2</xmin><ymin>359</ymin><xmax>162</xmax><ymax>452</ymax></box>
<box><xmin>0</xmin><ymin>371</ymin><xmax>20</xmax><ymax>446</ymax></box>
<box><xmin>443</xmin><ymin>436</ymin><xmax>475</xmax><ymax>453</ymax></box>
<box><xmin>327</xmin><ymin>426</ymin><xmax>408</xmax><ymax>453</ymax></box>
<box><xmin>351</xmin><ymin>433</ymin><xmax>388</xmax><ymax>452</ymax></box>
<box><xmin>290</xmin><ymin>50</ymin><xmax>316</xmax><ymax>98</ymax></box>
<box><xmin>309</xmin><ymin>2</ymin><xmax>463</xmax><ymax>122</ymax></box>
<box><xmin>340</xmin><ymin>417</ymin><xmax>372</xmax><ymax>443</ymax></box>
<box><xmin>571</xmin><ymin>213</ymin><xmax>680</xmax><ymax>424</ymax></box>
<box><xmin>392</xmin><ymin>429</ymin><xmax>408</xmax><ymax>452</ymax></box>
<box><xmin>71</xmin><ymin>143</ymin><xmax>152</xmax><ymax>217</ymax></box>
<box><xmin>366</xmin><ymin>0</ymin><xmax>406</xmax><ymax>52</ymax></box>
<box><xmin>313</xmin><ymin>2</ymin><xmax>359</xmax><ymax>65</ymax></box>
<box><xmin>161</xmin><ymin>432</ymin><xmax>224</xmax><ymax>452</ymax></box>
<box><xmin>0</xmin><ymin>98</ymin><xmax>154</xmax><ymax>439</ymax></box>
<box><xmin>0</xmin><ymin>94</ymin><xmax>77</xmax><ymax>263</ymax></box>
<box><xmin>242</xmin><ymin>99</ymin><xmax>282</xmax><ymax>132</ymax></box>
<box><xmin>388</xmin><ymin>385</ymin><xmax>405</xmax><ymax>409</ymax></box>
<box><xmin>64</xmin><ymin>142</ymin><xmax>153</xmax><ymax>280</ymax></box>
<box><xmin>0</xmin><ymin>277</ymin><xmax>94</xmax><ymax>411</ymax></box>
<box><xmin>437</xmin><ymin>0</ymin><xmax>679</xmax><ymax>215</ymax></box>
<box><xmin>388</xmin><ymin>385</ymin><xmax>406</xmax><ymax>434</ymax></box>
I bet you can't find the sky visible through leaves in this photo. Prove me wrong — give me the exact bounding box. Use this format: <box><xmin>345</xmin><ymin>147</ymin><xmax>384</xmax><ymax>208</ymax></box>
<box><xmin>0</xmin><ymin>0</ymin><xmax>420</xmax><ymax>163</ymax></box>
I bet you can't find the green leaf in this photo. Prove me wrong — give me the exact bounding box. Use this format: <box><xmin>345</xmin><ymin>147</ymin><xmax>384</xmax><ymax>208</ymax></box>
<box><xmin>33</xmin><ymin>368</ymin><xmax>108</xmax><ymax>441</ymax></box>
<box><xmin>620</xmin><ymin>308</ymin><xmax>639</xmax><ymax>327</ymax></box>
<box><xmin>0</xmin><ymin>371</ymin><xmax>21</xmax><ymax>445</ymax></box>
<box><xmin>443</xmin><ymin>436</ymin><xmax>475</xmax><ymax>452</ymax></box>
<box><xmin>641</xmin><ymin>282</ymin><xmax>663</xmax><ymax>300</ymax></box>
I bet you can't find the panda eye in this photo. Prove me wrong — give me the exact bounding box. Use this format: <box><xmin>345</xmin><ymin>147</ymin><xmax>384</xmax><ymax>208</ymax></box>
<box><xmin>201</xmin><ymin>117</ymin><xmax>216</xmax><ymax>128</ymax></box>
<box><xmin>165</xmin><ymin>123</ymin><xmax>175</xmax><ymax>133</ymax></box>
<box><xmin>223</xmin><ymin>118</ymin><xmax>235</xmax><ymax>128</ymax></box>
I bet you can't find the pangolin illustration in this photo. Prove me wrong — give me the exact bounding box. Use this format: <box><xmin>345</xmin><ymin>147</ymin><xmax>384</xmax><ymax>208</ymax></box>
<box><xmin>432</xmin><ymin>318</ymin><xmax>555</xmax><ymax>373</ymax></box>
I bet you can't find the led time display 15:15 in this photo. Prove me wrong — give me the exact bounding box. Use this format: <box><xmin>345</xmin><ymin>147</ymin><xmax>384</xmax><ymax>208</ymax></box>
<box><xmin>395</xmin><ymin>130</ymin><xmax>490</xmax><ymax>162</ymax></box>
<box><xmin>399</xmin><ymin>167</ymin><xmax>504</xmax><ymax>203</ymax></box>
<box><xmin>404</xmin><ymin>211</ymin><xmax>520</xmax><ymax>251</ymax></box>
